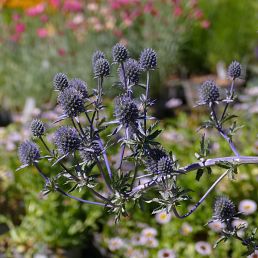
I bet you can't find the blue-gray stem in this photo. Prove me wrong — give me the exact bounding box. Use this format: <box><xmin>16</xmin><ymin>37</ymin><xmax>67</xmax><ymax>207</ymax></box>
<box><xmin>144</xmin><ymin>71</ymin><xmax>150</xmax><ymax>134</ymax></box>
<box><xmin>84</xmin><ymin>111</ymin><xmax>113</xmax><ymax>180</ymax></box>
<box><xmin>117</xmin><ymin>62</ymin><xmax>129</xmax><ymax>169</ymax></box>
<box><xmin>129</xmin><ymin>155</ymin><xmax>258</xmax><ymax>196</ymax></box>
<box><xmin>220</xmin><ymin>79</ymin><xmax>235</xmax><ymax>122</ymax></box>
<box><xmin>34</xmin><ymin>162</ymin><xmax>50</xmax><ymax>183</ymax></box>
<box><xmin>57</xmin><ymin>187</ymin><xmax>112</xmax><ymax>208</ymax></box>
<box><xmin>172</xmin><ymin>170</ymin><xmax>229</xmax><ymax>218</ymax></box>
<box><xmin>210</xmin><ymin>104</ymin><xmax>240</xmax><ymax>156</ymax></box>
<box><xmin>72</xmin><ymin>153</ymin><xmax>112</xmax><ymax>204</ymax></box>
<box><xmin>121</xmin><ymin>62</ymin><xmax>129</xmax><ymax>95</ymax></box>
<box><xmin>39</xmin><ymin>136</ymin><xmax>78</xmax><ymax>181</ymax></box>
<box><xmin>34</xmin><ymin>162</ymin><xmax>111</xmax><ymax>207</ymax></box>
<box><xmin>118</xmin><ymin>126</ymin><xmax>129</xmax><ymax>170</ymax></box>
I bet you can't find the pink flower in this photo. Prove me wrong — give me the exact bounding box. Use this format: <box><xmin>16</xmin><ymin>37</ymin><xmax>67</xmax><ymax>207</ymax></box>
<box><xmin>37</xmin><ymin>28</ymin><xmax>48</xmax><ymax>38</ymax></box>
<box><xmin>173</xmin><ymin>6</ymin><xmax>183</xmax><ymax>17</ymax></box>
<box><xmin>58</xmin><ymin>48</ymin><xmax>66</xmax><ymax>57</ymax></box>
<box><xmin>109</xmin><ymin>0</ymin><xmax>139</xmax><ymax>10</ymax></box>
<box><xmin>10</xmin><ymin>22</ymin><xmax>26</xmax><ymax>42</ymax></box>
<box><xmin>15</xmin><ymin>23</ymin><xmax>26</xmax><ymax>34</ymax></box>
<box><xmin>49</xmin><ymin>0</ymin><xmax>60</xmax><ymax>8</ymax></box>
<box><xmin>194</xmin><ymin>9</ymin><xmax>203</xmax><ymax>19</ymax></box>
<box><xmin>201</xmin><ymin>20</ymin><xmax>210</xmax><ymax>29</ymax></box>
<box><xmin>26</xmin><ymin>3</ymin><xmax>46</xmax><ymax>17</ymax></box>
<box><xmin>12</xmin><ymin>13</ymin><xmax>21</xmax><ymax>22</ymax></box>
<box><xmin>63</xmin><ymin>0</ymin><xmax>83</xmax><ymax>12</ymax></box>
<box><xmin>40</xmin><ymin>15</ymin><xmax>49</xmax><ymax>23</ymax></box>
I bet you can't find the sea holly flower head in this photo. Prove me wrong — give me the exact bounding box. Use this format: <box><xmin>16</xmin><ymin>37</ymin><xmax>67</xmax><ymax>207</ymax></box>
<box><xmin>31</xmin><ymin>119</ymin><xmax>46</xmax><ymax>137</ymax></box>
<box><xmin>18</xmin><ymin>140</ymin><xmax>40</xmax><ymax>165</ymax></box>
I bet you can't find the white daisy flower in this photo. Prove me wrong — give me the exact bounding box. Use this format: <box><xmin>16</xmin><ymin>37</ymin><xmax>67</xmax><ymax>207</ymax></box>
<box><xmin>155</xmin><ymin>211</ymin><xmax>172</xmax><ymax>224</ymax></box>
<box><xmin>208</xmin><ymin>221</ymin><xmax>225</xmax><ymax>232</ymax></box>
<box><xmin>247</xmin><ymin>250</ymin><xmax>258</xmax><ymax>258</ymax></box>
<box><xmin>157</xmin><ymin>248</ymin><xmax>176</xmax><ymax>258</ymax></box>
<box><xmin>125</xmin><ymin>247</ymin><xmax>140</xmax><ymax>258</ymax></box>
<box><xmin>195</xmin><ymin>241</ymin><xmax>212</xmax><ymax>256</ymax></box>
<box><xmin>238</xmin><ymin>200</ymin><xmax>257</xmax><ymax>215</ymax></box>
<box><xmin>141</xmin><ymin>227</ymin><xmax>157</xmax><ymax>239</ymax></box>
<box><xmin>180</xmin><ymin>222</ymin><xmax>193</xmax><ymax>236</ymax></box>
<box><xmin>108</xmin><ymin>237</ymin><xmax>124</xmax><ymax>251</ymax></box>
<box><xmin>144</xmin><ymin>237</ymin><xmax>159</xmax><ymax>248</ymax></box>
<box><xmin>126</xmin><ymin>248</ymin><xmax>149</xmax><ymax>258</ymax></box>
<box><xmin>131</xmin><ymin>234</ymin><xmax>142</xmax><ymax>246</ymax></box>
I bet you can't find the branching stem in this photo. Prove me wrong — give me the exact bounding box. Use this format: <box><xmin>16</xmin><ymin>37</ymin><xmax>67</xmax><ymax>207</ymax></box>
<box><xmin>172</xmin><ymin>170</ymin><xmax>229</xmax><ymax>218</ymax></box>
<box><xmin>210</xmin><ymin>104</ymin><xmax>240</xmax><ymax>156</ymax></box>
<box><xmin>129</xmin><ymin>156</ymin><xmax>258</xmax><ymax>196</ymax></box>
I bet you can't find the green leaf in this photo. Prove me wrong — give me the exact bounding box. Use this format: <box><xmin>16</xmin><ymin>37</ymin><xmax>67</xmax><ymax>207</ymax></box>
<box><xmin>146</xmin><ymin>129</ymin><xmax>162</xmax><ymax>141</ymax></box>
<box><xmin>196</xmin><ymin>169</ymin><xmax>204</xmax><ymax>181</ymax></box>
<box><xmin>220</xmin><ymin>114</ymin><xmax>238</xmax><ymax>125</ymax></box>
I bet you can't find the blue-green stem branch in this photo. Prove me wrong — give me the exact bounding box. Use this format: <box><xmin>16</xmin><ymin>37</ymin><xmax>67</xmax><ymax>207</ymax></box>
<box><xmin>129</xmin><ymin>156</ymin><xmax>258</xmax><ymax>196</ymax></box>
<box><xmin>172</xmin><ymin>170</ymin><xmax>228</xmax><ymax>218</ymax></box>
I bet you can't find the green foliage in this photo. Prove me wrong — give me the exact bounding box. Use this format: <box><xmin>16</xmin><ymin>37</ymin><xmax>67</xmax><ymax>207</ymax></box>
<box><xmin>180</xmin><ymin>0</ymin><xmax>258</xmax><ymax>73</ymax></box>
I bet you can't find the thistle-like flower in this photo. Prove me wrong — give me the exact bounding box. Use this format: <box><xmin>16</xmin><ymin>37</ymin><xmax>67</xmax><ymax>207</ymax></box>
<box><xmin>92</xmin><ymin>50</ymin><xmax>105</xmax><ymax>68</ymax></box>
<box><xmin>157</xmin><ymin>156</ymin><xmax>175</xmax><ymax>174</ymax></box>
<box><xmin>112</xmin><ymin>43</ymin><xmax>128</xmax><ymax>63</ymax></box>
<box><xmin>58</xmin><ymin>87</ymin><xmax>85</xmax><ymax>117</ymax></box>
<box><xmin>228</xmin><ymin>61</ymin><xmax>242</xmax><ymax>79</ymax></box>
<box><xmin>119</xmin><ymin>58</ymin><xmax>140</xmax><ymax>86</ymax></box>
<box><xmin>213</xmin><ymin>196</ymin><xmax>236</xmax><ymax>222</ymax></box>
<box><xmin>53</xmin><ymin>73</ymin><xmax>69</xmax><ymax>91</ymax></box>
<box><xmin>94</xmin><ymin>58</ymin><xmax>110</xmax><ymax>78</ymax></box>
<box><xmin>31</xmin><ymin>119</ymin><xmax>45</xmax><ymax>137</ymax></box>
<box><xmin>144</xmin><ymin>147</ymin><xmax>167</xmax><ymax>174</ymax></box>
<box><xmin>139</xmin><ymin>48</ymin><xmax>157</xmax><ymax>71</ymax></box>
<box><xmin>199</xmin><ymin>80</ymin><xmax>220</xmax><ymax>104</ymax></box>
<box><xmin>18</xmin><ymin>140</ymin><xmax>40</xmax><ymax>165</ymax></box>
<box><xmin>69</xmin><ymin>78</ymin><xmax>88</xmax><ymax>100</ymax></box>
<box><xmin>115</xmin><ymin>95</ymin><xmax>139</xmax><ymax>126</ymax></box>
<box><xmin>54</xmin><ymin>126</ymin><xmax>81</xmax><ymax>155</ymax></box>
<box><xmin>80</xmin><ymin>140</ymin><xmax>102</xmax><ymax>163</ymax></box>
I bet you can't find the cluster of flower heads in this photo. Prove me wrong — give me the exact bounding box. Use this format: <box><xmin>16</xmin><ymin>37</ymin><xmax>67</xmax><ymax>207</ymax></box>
<box><xmin>17</xmin><ymin>43</ymin><xmax>158</xmax><ymax>167</ymax></box>
<box><xmin>199</xmin><ymin>60</ymin><xmax>242</xmax><ymax>105</ymax></box>
<box><xmin>54</xmin><ymin>73</ymin><xmax>88</xmax><ymax>118</ymax></box>
<box><xmin>18</xmin><ymin>118</ymin><xmax>47</xmax><ymax>165</ymax></box>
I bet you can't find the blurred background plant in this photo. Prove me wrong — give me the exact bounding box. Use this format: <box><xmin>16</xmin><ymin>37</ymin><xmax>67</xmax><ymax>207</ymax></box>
<box><xmin>0</xmin><ymin>0</ymin><xmax>258</xmax><ymax>257</ymax></box>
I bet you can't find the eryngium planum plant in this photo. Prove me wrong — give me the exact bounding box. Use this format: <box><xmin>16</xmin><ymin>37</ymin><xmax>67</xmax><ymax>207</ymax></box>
<box><xmin>18</xmin><ymin>45</ymin><xmax>258</xmax><ymax>254</ymax></box>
